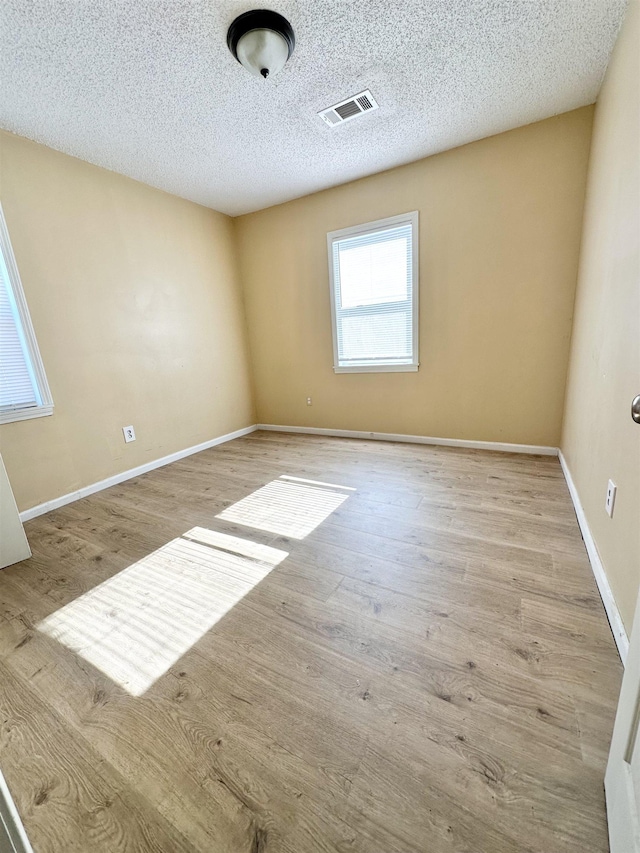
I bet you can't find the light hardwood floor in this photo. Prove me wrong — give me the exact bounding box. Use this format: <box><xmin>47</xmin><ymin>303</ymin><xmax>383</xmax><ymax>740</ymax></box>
<box><xmin>0</xmin><ymin>432</ymin><xmax>622</xmax><ymax>852</ymax></box>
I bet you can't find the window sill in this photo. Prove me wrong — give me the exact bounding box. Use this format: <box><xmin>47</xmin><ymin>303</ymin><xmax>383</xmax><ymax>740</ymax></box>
<box><xmin>333</xmin><ymin>364</ymin><xmax>419</xmax><ymax>374</ymax></box>
<box><xmin>0</xmin><ymin>405</ymin><xmax>54</xmax><ymax>425</ymax></box>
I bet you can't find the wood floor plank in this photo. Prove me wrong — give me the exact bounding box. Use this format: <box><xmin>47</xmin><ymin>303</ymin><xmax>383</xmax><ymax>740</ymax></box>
<box><xmin>0</xmin><ymin>431</ymin><xmax>622</xmax><ymax>852</ymax></box>
<box><xmin>0</xmin><ymin>660</ymin><xmax>200</xmax><ymax>853</ymax></box>
<box><xmin>0</xmin><ymin>618</ymin><xmax>278</xmax><ymax>852</ymax></box>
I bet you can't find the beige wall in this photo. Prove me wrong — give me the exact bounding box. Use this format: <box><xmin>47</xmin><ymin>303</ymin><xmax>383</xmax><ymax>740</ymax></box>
<box><xmin>561</xmin><ymin>1</ymin><xmax>640</xmax><ymax>632</ymax></box>
<box><xmin>236</xmin><ymin>108</ymin><xmax>593</xmax><ymax>447</ymax></box>
<box><xmin>0</xmin><ymin>131</ymin><xmax>255</xmax><ymax>512</ymax></box>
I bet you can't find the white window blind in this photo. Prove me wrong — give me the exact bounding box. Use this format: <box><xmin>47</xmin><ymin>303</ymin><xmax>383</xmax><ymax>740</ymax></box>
<box><xmin>328</xmin><ymin>212</ymin><xmax>419</xmax><ymax>373</ymax></box>
<box><xmin>0</xmin><ymin>203</ymin><xmax>53</xmax><ymax>424</ymax></box>
<box><xmin>0</xmin><ymin>258</ymin><xmax>39</xmax><ymax>410</ymax></box>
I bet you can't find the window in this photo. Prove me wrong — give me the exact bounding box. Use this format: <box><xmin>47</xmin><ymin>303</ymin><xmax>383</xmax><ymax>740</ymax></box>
<box><xmin>0</xmin><ymin>204</ymin><xmax>53</xmax><ymax>424</ymax></box>
<box><xmin>328</xmin><ymin>211</ymin><xmax>419</xmax><ymax>373</ymax></box>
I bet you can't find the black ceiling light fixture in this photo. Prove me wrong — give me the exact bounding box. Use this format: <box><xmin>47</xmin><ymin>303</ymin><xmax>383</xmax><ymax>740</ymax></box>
<box><xmin>227</xmin><ymin>9</ymin><xmax>295</xmax><ymax>79</ymax></box>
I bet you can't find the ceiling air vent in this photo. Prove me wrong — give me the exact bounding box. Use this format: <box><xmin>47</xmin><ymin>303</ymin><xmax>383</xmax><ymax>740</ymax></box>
<box><xmin>319</xmin><ymin>90</ymin><xmax>379</xmax><ymax>127</ymax></box>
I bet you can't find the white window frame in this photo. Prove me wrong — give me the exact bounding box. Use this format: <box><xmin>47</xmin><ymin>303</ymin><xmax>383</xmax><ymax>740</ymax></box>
<box><xmin>0</xmin><ymin>203</ymin><xmax>53</xmax><ymax>424</ymax></box>
<box><xmin>327</xmin><ymin>211</ymin><xmax>419</xmax><ymax>374</ymax></box>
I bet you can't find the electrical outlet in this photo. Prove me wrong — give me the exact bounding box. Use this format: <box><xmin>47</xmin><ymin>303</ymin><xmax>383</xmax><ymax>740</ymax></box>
<box><xmin>306</xmin><ymin>397</ymin><xmax>312</xmax><ymax>406</ymax></box>
<box><xmin>605</xmin><ymin>480</ymin><xmax>617</xmax><ymax>517</ymax></box>
<box><xmin>122</xmin><ymin>425</ymin><xmax>136</xmax><ymax>443</ymax></box>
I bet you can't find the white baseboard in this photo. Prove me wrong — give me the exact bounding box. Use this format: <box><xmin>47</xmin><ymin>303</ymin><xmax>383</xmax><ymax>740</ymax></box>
<box><xmin>19</xmin><ymin>425</ymin><xmax>258</xmax><ymax>523</ymax></box>
<box><xmin>256</xmin><ymin>423</ymin><xmax>558</xmax><ymax>456</ymax></box>
<box><xmin>19</xmin><ymin>423</ymin><xmax>553</xmax><ymax>524</ymax></box>
<box><xmin>19</xmin><ymin>422</ymin><xmax>625</xmax><ymax>665</ymax></box>
<box><xmin>558</xmin><ymin>450</ymin><xmax>628</xmax><ymax>664</ymax></box>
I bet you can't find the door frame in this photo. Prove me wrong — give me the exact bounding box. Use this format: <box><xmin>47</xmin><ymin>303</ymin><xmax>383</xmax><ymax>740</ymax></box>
<box><xmin>0</xmin><ymin>771</ymin><xmax>33</xmax><ymax>853</ymax></box>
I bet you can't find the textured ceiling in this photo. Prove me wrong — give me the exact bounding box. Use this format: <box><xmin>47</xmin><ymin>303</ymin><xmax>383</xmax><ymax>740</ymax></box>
<box><xmin>0</xmin><ymin>0</ymin><xmax>628</xmax><ymax>215</ymax></box>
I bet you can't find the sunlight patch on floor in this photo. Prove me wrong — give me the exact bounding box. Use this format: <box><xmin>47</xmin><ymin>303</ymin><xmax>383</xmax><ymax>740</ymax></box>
<box><xmin>37</xmin><ymin>528</ymin><xmax>287</xmax><ymax>696</ymax></box>
<box><xmin>215</xmin><ymin>476</ymin><xmax>355</xmax><ymax>538</ymax></box>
